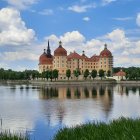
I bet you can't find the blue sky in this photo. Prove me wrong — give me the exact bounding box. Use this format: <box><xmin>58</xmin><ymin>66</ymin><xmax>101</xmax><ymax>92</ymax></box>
<box><xmin>0</xmin><ymin>0</ymin><xmax>140</xmax><ymax>71</ymax></box>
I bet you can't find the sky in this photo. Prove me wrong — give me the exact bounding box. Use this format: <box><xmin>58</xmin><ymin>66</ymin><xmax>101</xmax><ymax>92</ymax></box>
<box><xmin>0</xmin><ymin>0</ymin><xmax>140</xmax><ymax>71</ymax></box>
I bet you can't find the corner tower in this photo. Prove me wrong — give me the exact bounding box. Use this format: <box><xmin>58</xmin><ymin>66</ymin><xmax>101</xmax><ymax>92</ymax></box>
<box><xmin>99</xmin><ymin>44</ymin><xmax>113</xmax><ymax>74</ymax></box>
<box><xmin>53</xmin><ymin>41</ymin><xmax>67</xmax><ymax>75</ymax></box>
<box><xmin>38</xmin><ymin>40</ymin><xmax>53</xmax><ymax>73</ymax></box>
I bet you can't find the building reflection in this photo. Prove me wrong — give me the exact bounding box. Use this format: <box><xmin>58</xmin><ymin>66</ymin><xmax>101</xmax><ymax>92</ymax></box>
<box><xmin>39</xmin><ymin>85</ymin><xmax>114</xmax><ymax>123</ymax></box>
<box><xmin>114</xmin><ymin>84</ymin><xmax>140</xmax><ymax>96</ymax></box>
<box><xmin>39</xmin><ymin>85</ymin><xmax>113</xmax><ymax>100</ymax></box>
<box><xmin>38</xmin><ymin>84</ymin><xmax>140</xmax><ymax>127</ymax></box>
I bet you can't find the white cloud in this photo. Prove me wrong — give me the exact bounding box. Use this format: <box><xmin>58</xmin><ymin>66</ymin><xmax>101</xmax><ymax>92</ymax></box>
<box><xmin>60</xmin><ymin>31</ymin><xmax>85</xmax><ymax>43</ymax></box>
<box><xmin>102</xmin><ymin>0</ymin><xmax>117</xmax><ymax>6</ymax></box>
<box><xmin>68</xmin><ymin>3</ymin><xmax>96</xmax><ymax>13</ymax></box>
<box><xmin>83</xmin><ymin>17</ymin><xmax>90</xmax><ymax>21</ymax></box>
<box><xmin>113</xmin><ymin>17</ymin><xmax>133</xmax><ymax>21</ymax></box>
<box><xmin>0</xmin><ymin>62</ymin><xmax>9</xmax><ymax>69</ymax></box>
<box><xmin>45</xmin><ymin>31</ymin><xmax>86</xmax><ymax>54</ymax></box>
<box><xmin>136</xmin><ymin>13</ymin><xmax>140</xmax><ymax>27</ymax></box>
<box><xmin>4</xmin><ymin>0</ymin><xmax>38</xmax><ymax>10</ymax></box>
<box><xmin>2</xmin><ymin>51</ymin><xmax>38</xmax><ymax>61</ymax></box>
<box><xmin>104</xmin><ymin>29</ymin><xmax>132</xmax><ymax>51</ymax></box>
<box><xmin>39</xmin><ymin>9</ymin><xmax>53</xmax><ymax>15</ymax></box>
<box><xmin>0</xmin><ymin>8</ymin><xmax>36</xmax><ymax>46</ymax></box>
<box><xmin>45</xmin><ymin>29</ymin><xmax>140</xmax><ymax>67</ymax></box>
<box><xmin>86</xmin><ymin>39</ymin><xmax>104</xmax><ymax>56</ymax></box>
<box><xmin>115</xmin><ymin>56</ymin><xmax>140</xmax><ymax>67</ymax></box>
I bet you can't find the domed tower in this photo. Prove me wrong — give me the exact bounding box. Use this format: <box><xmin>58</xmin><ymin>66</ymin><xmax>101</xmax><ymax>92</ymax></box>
<box><xmin>53</xmin><ymin>41</ymin><xmax>67</xmax><ymax>75</ymax></box>
<box><xmin>99</xmin><ymin>44</ymin><xmax>113</xmax><ymax>74</ymax></box>
<box><xmin>38</xmin><ymin>40</ymin><xmax>53</xmax><ymax>73</ymax></box>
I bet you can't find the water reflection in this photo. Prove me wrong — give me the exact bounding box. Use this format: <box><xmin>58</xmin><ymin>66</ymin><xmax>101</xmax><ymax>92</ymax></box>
<box><xmin>38</xmin><ymin>85</ymin><xmax>114</xmax><ymax>125</ymax></box>
<box><xmin>39</xmin><ymin>85</ymin><xmax>114</xmax><ymax>100</ymax></box>
<box><xmin>0</xmin><ymin>84</ymin><xmax>140</xmax><ymax>140</ymax></box>
<box><xmin>114</xmin><ymin>85</ymin><xmax>140</xmax><ymax>96</ymax></box>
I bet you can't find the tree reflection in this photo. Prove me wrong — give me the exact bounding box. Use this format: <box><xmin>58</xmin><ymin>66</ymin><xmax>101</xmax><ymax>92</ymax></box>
<box><xmin>132</xmin><ymin>87</ymin><xmax>137</xmax><ymax>94</ymax></box>
<box><xmin>108</xmin><ymin>88</ymin><xmax>113</xmax><ymax>98</ymax></box>
<box><xmin>74</xmin><ymin>88</ymin><xmax>80</xmax><ymax>98</ymax></box>
<box><xmin>99</xmin><ymin>86</ymin><xmax>105</xmax><ymax>96</ymax></box>
<box><xmin>92</xmin><ymin>87</ymin><xmax>97</xmax><ymax>97</ymax></box>
<box><xmin>66</xmin><ymin>88</ymin><xmax>71</xmax><ymax>98</ymax></box>
<box><xmin>84</xmin><ymin>87</ymin><xmax>89</xmax><ymax>98</ymax></box>
<box><xmin>126</xmin><ymin>87</ymin><xmax>129</xmax><ymax>96</ymax></box>
<box><xmin>39</xmin><ymin>87</ymin><xmax>58</xmax><ymax>99</ymax></box>
<box><xmin>38</xmin><ymin>85</ymin><xmax>115</xmax><ymax>126</ymax></box>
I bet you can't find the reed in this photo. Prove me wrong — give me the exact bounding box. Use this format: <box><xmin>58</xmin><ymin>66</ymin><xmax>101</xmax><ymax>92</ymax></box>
<box><xmin>0</xmin><ymin>130</ymin><xmax>29</xmax><ymax>140</ymax></box>
<box><xmin>54</xmin><ymin>117</ymin><xmax>140</xmax><ymax>140</ymax></box>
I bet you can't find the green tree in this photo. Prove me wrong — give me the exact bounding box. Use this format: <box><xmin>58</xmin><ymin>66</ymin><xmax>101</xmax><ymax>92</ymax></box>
<box><xmin>107</xmin><ymin>70</ymin><xmax>111</xmax><ymax>77</ymax></box>
<box><xmin>91</xmin><ymin>69</ymin><xmax>97</xmax><ymax>80</ymax></box>
<box><xmin>45</xmin><ymin>70</ymin><xmax>50</xmax><ymax>81</ymax></box>
<box><xmin>84</xmin><ymin>69</ymin><xmax>89</xmax><ymax>80</ymax></box>
<box><xmin>53</xmin><ymin>69</ymin><xmax>59</xmax><ymax>81</ymax></box>
<box><xmin>113</xmin><ymin>67</ymin><xmax>121</xmax><ymax>73</ymax></box>
<box><xmin>66</xmin><ymin>69</ymin><xmax>71</xmax><ymax>80</ymax></box>
<box><xmin>99</xmin><ymin>69</ymin><xmax>105</xmax><ymax>80</ymax></box>
<box><xmin>42</xmin><ymin>71</ymin><xmax>46</xmax><ymax>80</ymax></box>
<box><xmin>73</xmin><ymin>69</ymin><xmax>80</xmax><ymax>80</ymax></box>
<box><xmin>124</xmin><ymin>69</ymin><xmax>129</xmax><ymax>80</ymax></box>
<box><xmin>49</xmin><ymin>70</ymin><xmax>53</xmax><ymax>82</ymax></box>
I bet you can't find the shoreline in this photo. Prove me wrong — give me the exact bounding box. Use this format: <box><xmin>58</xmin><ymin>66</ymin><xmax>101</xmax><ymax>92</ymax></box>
<box><xmin>30</xmin><ymin>80</ymin><xmax>117</xmax><ymax>86</ymax></box>
<box><xmin>0</xmin><ymin>80</ymin><xmax>140</xmax><ymax>86</ymax></box>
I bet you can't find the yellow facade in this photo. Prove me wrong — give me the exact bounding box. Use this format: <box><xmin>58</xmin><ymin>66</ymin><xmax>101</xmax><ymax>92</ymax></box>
<box><xmin>39</xmin><ymin>41</ymin><xmax>113</xmax><ymax>77</ymax></box>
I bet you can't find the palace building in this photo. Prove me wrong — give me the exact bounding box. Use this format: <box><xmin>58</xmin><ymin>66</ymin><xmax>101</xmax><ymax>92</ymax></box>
<box><xmin>39</xmin><ymin>41</ymin><xmax>113</xmax><ymax>78</ymax></box>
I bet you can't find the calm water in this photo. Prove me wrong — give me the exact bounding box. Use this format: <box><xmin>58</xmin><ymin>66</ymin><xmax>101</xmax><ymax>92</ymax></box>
<box><xmin>0</xmin><ymin>84</ymin><xmax>140</xmax><ymax>140</ymax></box>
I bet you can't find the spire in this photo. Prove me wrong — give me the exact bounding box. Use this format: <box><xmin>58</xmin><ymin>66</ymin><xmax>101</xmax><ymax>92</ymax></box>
<box><xmin>82</xmin><ymin>50</ymin><xmax>85</xmax><ymax>55</ymax></box>
<box><xmin>104</xmin><ymin>43</ymin><xmax>107</xmax><ymax>49</ymax></box>
<box><xmin>48</xmin><ymin>40</ymin><xmax>50</xmax><ymax>48</ymax></box>
<box><xmin>59</xmin><ymin>41</ymin><xmax>62</xmax><ymax>47</ymax></box>
<box><xmin>47</xmin><ymin>40</ymin><xmax>51</xmax><ymax>56</ymax></box>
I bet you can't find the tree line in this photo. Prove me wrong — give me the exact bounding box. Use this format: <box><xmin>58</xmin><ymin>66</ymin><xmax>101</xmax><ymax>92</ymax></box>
<box><xmin>0</xmin><ymin>68</ymin><xmax>110</xmax><ymax>81</ymax></box>
<box><xmin>0</xmin><ymin>68</ymin><xmax>39</xmax><ymax>80</ymax></box>
<box><xmin>113</xmin><ymin>67</ymin><xmax>140</xmax><ymax>80</ymax></box>
<box><xmin>0</xmin><ymin>67</ymin><xmax>140</xmax><ymax>81</ymax></box>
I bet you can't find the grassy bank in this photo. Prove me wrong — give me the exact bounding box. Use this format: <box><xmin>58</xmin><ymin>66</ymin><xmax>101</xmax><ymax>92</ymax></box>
<box><xmin>0</xmin><ymin>131</ymin><xmax>29</xmax><ymax>140</ymax></box>
<box><xmin>54</xmin><ymin>118</ymin><xmax>140</xmax><ymax>140</ymax></box>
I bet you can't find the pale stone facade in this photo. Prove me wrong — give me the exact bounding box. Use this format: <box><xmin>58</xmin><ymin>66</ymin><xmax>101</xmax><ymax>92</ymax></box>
<box><xmin>39</xmin><ymin>41</ymin><xmax>113</xmax><ymax>78</ymax></box>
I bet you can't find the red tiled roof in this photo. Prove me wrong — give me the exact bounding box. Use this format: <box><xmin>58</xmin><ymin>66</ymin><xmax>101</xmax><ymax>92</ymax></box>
<box><xmin>54</xmin><ymin>41</ymin><xmax>67</xmax><ymax>56</ymax></box>
<box><xmin>90</xmin><ymin>55</ymin><xmax>100</xmax><ymax>62</ymax></box>
<box><xmin>114</xmin><ymin>70</ymin><xmax>126</xmax><ymax>76</ymax></box>
<box><xmin>39</xmin><ymin>52</ymin><xmax>53</xmax><ymax>65</ymax></box>
<box><xmin>100</xmin><ymin>48</ymin><xmax>112</xmax><ymax>57</ymax></box>
<box><xmin>67</xmin><ymin>51</ymin><xmax>82</xmax><ymax>60</ymax></box>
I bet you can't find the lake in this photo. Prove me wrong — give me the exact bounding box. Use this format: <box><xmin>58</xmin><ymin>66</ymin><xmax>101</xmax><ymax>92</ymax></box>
<box><xmin>0</xmin><ymin>83</ymin><xmax>140</xmax><ymax>140</ymax></box>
